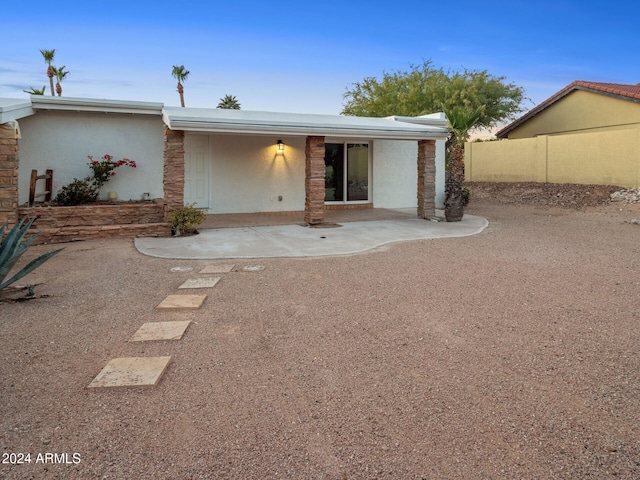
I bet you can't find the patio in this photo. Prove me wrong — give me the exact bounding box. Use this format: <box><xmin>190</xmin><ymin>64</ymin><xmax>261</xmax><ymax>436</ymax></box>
<box><xmin>135</xmin><ymin>209</ymin><xmax>489</xmax><ymax>259</ymax></box>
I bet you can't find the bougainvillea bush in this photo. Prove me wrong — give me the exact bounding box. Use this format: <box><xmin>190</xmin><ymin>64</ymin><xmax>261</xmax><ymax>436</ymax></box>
<box><xmin>54</xmin><ymin>154</ymin><xmax>136</xmax><ymax>206</ymax></box>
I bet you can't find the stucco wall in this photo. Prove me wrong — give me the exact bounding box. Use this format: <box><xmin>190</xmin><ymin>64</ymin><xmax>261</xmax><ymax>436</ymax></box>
<box><xmin>17</xmin><ymin>111</ymin><xmax>164</xmax><ymax>205</ymax></box>
<box><xmin>373</xmin><ymin>140</ymin><xmax>416</xmax><ymax>208</ymax></box>
<box><xmin>373</xmin><ymin>139</ymin><xmax>445</xmax><ymax>209</ymax></box>
<box><xmin>208</xmin><ymin>135</ymin><xmax>306</xmax><ymax>214</ymax></box>
<box><xmin>547</xmin><ymin>129</ymin><xmax>640</xmax><ymax>186</ymax></box>
<box><xmin>466</xmin><ymin>128</ymin><xmax>640</xmax><ymax>188</ymax></box>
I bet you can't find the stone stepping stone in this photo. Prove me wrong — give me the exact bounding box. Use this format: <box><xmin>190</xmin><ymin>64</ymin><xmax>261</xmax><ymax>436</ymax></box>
<box><xmin>88</xmin><ymin>356</ymin><xmax>172</xmax><ymax>388</ymax></box>
<box><xmin>156</xmin><ymin>294</ymin><xmax>207</xmax><ymax>310</ymax></box>
<box><xmin>199</xmin><ymin>264</ymin><xmax>235</xmax><ymax>274</ymax></box>
<box><xmin>178</xmin><ymin>277</ymin><xmax>220</xmax><ymax>289</ymax></box>
<box><xmin>242</xmin><ymin>265</ymin><xmax>266</xmax><ymax>272</ymax></box>
<box><xmin>129</xmin><ymin>321</ymin><xmax>191</xmax><ymax>342</ymax></box>
<box><xmin>170</xmin><ymin>266</ymin><xmax>193</xmax><ymax>273</ymax></box>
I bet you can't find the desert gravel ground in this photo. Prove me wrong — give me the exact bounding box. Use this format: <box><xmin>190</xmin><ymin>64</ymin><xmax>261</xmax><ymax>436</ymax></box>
<box><xmin>1</xmin><ymin>184</ymin><xmax>640</xmax><ymax>479</ymax></box>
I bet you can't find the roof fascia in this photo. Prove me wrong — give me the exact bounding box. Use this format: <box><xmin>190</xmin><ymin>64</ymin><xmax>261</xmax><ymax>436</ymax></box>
<box><xmin>0</xmin><ymin>99</ymin><xmax>35</xmax><ymax>123</ymax></box>
<box><xmin>386</xmin><ymin>112</ymin><xmax>449</xmax><ymax>128</ymax></box>
<box><xmin>31</xmin><ymin>96</ymin><xmax>163</xmax><ymax>115</ymax></box>
<box><xmin>162</xmin><ymin>111</ymin><xmax>449</xmax><ymax>140</ymax></box>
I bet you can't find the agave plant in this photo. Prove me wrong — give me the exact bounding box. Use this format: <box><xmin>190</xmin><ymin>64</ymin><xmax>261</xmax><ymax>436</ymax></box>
<box><xmin>0</xmin><ymin>218</ymin><xmax>63</xmax><ymax>292</ymax></box>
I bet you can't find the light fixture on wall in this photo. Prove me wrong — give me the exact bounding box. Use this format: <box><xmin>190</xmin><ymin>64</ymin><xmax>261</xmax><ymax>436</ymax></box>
<box><xmin>276</xmin><ymin>139</ymin><xmax>285</xmax><ymax>153</ymax></box>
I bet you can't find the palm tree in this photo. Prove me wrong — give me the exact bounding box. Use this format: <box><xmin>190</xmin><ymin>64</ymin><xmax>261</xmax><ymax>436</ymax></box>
<box><xmin>442</xmin><ymin>105</ymin><xmax>484</xmax><ymax>221</ymax></box>
<box><xmin>23</xmin><ymin>86</ymin><xmax>46</xmax><ymax>95</ymax></box>
<box><xmin>444</xmin><ymin>106</ymin><xmax>484</xmax><ymax>182</ymax></box>
<box><xmin>52</xmin><ymin>66</ymin><xmax>69</xmax><ymax>96</ymax></box>
<box><xmin>171</xmin><ymin>65</ymin><xmax>190</xmax><ymax>107</ymax></box>
<box><xmin>217</xmin><ymin>94</ymin><xmax>241</xmax><ymax>109</ymax></box>
<box><xmin>40</xmin><ymin>49</ymin><xmax>56</xmax><ymax>96</ymax></box>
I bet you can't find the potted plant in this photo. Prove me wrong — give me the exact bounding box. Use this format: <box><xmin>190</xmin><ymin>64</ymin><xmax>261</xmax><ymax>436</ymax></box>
<box><xmin>169</xmin><ymin>203</ymin><xmax>205</xmax><ymax>236</ymax></box>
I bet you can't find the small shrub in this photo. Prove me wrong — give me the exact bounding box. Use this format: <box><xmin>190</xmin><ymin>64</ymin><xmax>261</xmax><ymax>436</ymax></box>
<box><xmin>169</xmin><ymin>203</ymin><xmax>205</xmax><ymax>236</ymax></box>
<box><xmin>462</xmin><ymin>187</ymin><xmax>471</xmax><ymax>206</ymax></box>
<box><xmin>54</xmin><ymin>178</ymin><xmax>98</xmax><ymax>205</ymax></box>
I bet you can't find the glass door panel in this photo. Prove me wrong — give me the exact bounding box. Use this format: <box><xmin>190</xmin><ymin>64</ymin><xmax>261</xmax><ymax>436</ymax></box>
<box><xmin>347</xmin><ymin>144</ymin><xmax>369</xmax><ymax>201</ymax></box>
<box><xmin>324</xmin><ymin>143</ymin><xmax>344</xmax><ymax>201</ymax></box>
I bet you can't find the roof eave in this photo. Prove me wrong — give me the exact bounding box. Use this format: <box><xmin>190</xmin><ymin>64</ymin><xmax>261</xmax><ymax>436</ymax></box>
<box><xmin>0</xmin><ymin>99</ymin><xmax>35</xmax><ymax>123</ymax></box>
<box><xmin>31</xmin><ymin>96</ymin><xmax>163</xmax><ymax>115</ymax></box>
<box><xmin>163</xmin><ymin>118</ymin><xmax>447</xmax><ymax>140</ymax></box>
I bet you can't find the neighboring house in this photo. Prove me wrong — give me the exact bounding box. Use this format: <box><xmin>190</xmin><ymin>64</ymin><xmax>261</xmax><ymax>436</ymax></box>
<box><xmin>466</xmin><ymin>81</ymin><xmax>640</xmax><ymax>187</ymax></box>
<box><xmin>0</xmin><ymin>96</ymin><xmax>449</xmax><ymax>231</ymax></box>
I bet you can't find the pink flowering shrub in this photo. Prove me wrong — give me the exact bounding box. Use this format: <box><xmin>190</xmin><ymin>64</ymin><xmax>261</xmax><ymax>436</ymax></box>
<box><xmin>54</xmin><ymin>154</ymin><xmax>137</xmax><ymax>205</ymax></box>
<box><xmin>87</xmin><ymin>154</ymin><xmax>137</xmax><ymax>189</ymax></box>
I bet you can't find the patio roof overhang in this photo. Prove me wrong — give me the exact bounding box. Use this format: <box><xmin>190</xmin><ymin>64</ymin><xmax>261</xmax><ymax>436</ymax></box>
<box><xmin>162</xmin><ymin>107</ymin><xmax>449</xmax><ymax>140</ymax></box>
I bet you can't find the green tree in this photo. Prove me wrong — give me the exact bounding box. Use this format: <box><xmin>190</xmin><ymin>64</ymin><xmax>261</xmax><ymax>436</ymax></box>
<box><xmin>40</xmin><ymin>49</ymin><xmax>56</xmax><ymax>96</ymax></box>
<box><xmin>171</xmin><ymin>65</ymin><xmax>190</xmax><ymax>107</ymax></box>
<box><xmin>52</xmin><ymin>66</ymin><xmax>69</xmax><ymax>96</ymax></box>
<box><xmin>341</xmin><ymin>60</ymin><xmax>525</xmax><ymax>129</ymax></box>
<box><xmin>217</xmin><ymin>94</ymin><xmax>241</xmax><ymax>109</ymax></box>
<box><xmin>23</xmin><ymin>86</ymin><xmax>46</xmax><ymax>95</ymax></box>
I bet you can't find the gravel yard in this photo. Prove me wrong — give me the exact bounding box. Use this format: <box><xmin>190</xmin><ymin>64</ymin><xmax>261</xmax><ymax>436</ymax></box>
<box><xmin>1</xmin><ymin>183</ymin><xmax>639</xmax><ymax>479</ymax></box>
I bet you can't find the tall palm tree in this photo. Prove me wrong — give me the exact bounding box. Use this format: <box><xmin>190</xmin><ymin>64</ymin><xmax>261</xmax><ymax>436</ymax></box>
<box><xmin>40</xmin><ymin>49</ymin><xmax>56</xmax><ymax>96</ymax></box>
<box><xmin>442</xmin><ymin>105</ymin><xmax>484</xmax><ymax>221</ymax></box>
<box><xmin>217</xmin><ymin>94</ymin><xmax>241</xmax><ymax>109</ymax></box>
<box><xmin>171</xmin><ymin>65</ymin><xmax>190</xmax><ymax>107</ymax></box>
<box><xmin>23</xmin><ymin>86</ymin><xmax>46</xmax><ymax>95</ymax></box>
<box><xmin>52</xmin><ymin>66</ymin><xmax>69</xmax><ymax>96</ymax></box>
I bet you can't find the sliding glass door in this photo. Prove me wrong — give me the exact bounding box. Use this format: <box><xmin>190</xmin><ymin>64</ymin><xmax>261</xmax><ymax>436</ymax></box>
<box><xmin>324</xmin><ymin>143</ymin><xmax>369</xmax><ymax>202</ymax></box>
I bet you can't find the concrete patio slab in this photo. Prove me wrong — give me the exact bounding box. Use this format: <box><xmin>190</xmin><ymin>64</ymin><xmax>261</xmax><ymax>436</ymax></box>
<box><xmin>88</xmin><ymin>356</ymin><xmax>172</xmax><ymax>388</ymax></box>
<box><xmin>178</xmin><ymin>277</ymin><xmax>220</xmax><ymax>289</ymax></box>
<box><xmin>135</xmin><ymin>210</ymin><xmax>489</xmax><ymax>260</ymax></box>
<box><xmin>156</xmin><ymin>294</ymin><xmax>207</xmax><ymax>310</ymax></box>
<box><xmin>129</xmin><ymin>321</ymin><xmax>191</xmax><ymax>342</ymax></box>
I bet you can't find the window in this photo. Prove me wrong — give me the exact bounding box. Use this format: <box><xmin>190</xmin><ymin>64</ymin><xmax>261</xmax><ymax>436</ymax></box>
<box><xmin>324</xmin><ymin>143</ymin><xmax>369</xmax><ymax>202</ymax></box>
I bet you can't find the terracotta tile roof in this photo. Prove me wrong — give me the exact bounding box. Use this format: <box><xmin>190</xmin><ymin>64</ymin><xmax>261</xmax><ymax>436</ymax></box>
<box><xmin>496</xmin><ymin>81</ymin><xmax>640</xmax><ymax>138</ymax></box>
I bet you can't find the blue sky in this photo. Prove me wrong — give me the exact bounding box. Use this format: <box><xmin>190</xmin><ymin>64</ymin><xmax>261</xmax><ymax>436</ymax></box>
<box><xmin>1</xmin><ymin>1</ymin><xmax>638</xmax><ymax>118</ymax></box>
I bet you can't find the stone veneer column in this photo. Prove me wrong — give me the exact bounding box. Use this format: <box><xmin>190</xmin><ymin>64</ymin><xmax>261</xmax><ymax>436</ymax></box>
<box><xmin>304</xmin><ymin>136</ymin><xmax>326</xmax><ymax>225</ymax></box>
<box><xmin>163</xmin><ymin>126</ymin><xmax>185</xmax><ymax>220</ymax></box>
<box><xmin>417</xmin><ymin>139</ymin><xmax>436</xmax><ymax>219</ymax></box>
<box><xmin>0</xmin><ymin>123</ymin><xmax>19</xmax><ymax>225</ymax></box>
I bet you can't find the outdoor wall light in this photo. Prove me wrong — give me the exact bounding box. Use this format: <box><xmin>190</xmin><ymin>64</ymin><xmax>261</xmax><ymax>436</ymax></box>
<box><xmin>276</xmin><ymin>139</ymin><xmax>285</xmax><ymax>153</ymax></box>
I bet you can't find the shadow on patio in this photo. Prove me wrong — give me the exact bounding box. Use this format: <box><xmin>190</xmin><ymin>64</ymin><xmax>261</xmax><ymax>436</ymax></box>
<box><xmin>199</xmin><ymin>208</ymin><xmax>420</xmax><ymax>229</ymax></box>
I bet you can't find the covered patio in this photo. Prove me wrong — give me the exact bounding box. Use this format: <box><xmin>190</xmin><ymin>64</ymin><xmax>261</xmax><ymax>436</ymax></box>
<box><xmin>162</xmin><ymin>107</ymin><xmax>449</xmax><ymax>224</ymax></box>
<box><xmin>198</xmin><ymin>207</ymin><xmax>420</xmax><ymax>229</ymax></box>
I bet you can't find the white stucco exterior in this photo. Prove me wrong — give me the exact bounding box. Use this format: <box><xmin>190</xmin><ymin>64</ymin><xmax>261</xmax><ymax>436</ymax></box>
<box><xmin>17</xmin><ymin>110</ymin><xmax>164</xmax><ymax>205</ymax></box>
<box><xmin>205</xmin><ymin>134</ymin><xmax>307</xmax><ymax>214</ymax></box>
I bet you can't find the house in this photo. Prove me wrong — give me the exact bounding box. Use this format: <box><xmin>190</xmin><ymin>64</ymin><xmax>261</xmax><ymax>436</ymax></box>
<box><xmin>0</xmin><ymin>96</ymin><xmax>449</xmax><ymax>240</ymax></box>
<box><xmin>466</xmin><ymin>81</ymin><xmax>640</xmax><ymax>187</ymax></box>
<box><xmin>496</xmin><ymin>81</ymin><xmax>640</xmax><ymax>139</ymax></box>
